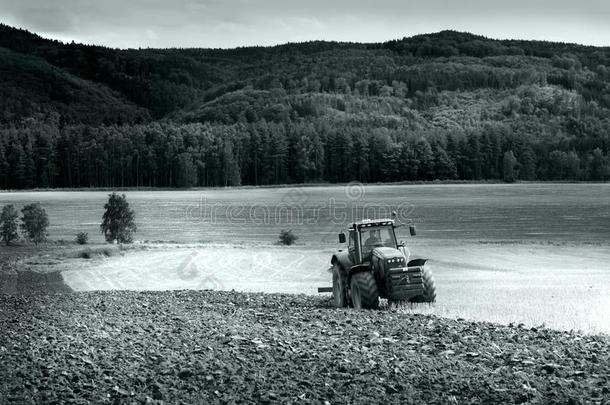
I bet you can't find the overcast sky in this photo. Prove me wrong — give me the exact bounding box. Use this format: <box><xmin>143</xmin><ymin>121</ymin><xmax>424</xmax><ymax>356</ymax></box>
<box><xmin>1</xmin><ymin>0</ymin><xmax>609</xmax><ymax>49</ymax></box>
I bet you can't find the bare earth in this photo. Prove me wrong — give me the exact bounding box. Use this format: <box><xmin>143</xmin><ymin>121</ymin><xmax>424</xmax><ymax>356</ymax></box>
<box><xmin>1</xmin><ymin>291</ymin><xmax>608</xmax><ymax>404</ymax></box>
<box><xmin>7</xmin><ymin>239</ymin><xmax>607</xmax><ymax>335</ymax></box>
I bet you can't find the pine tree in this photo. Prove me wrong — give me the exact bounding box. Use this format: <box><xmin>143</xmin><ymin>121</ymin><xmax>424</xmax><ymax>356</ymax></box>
<box><xmin>23</xmin><ymin>136</ymin><xmax>36</xmax><ymax>188</ymax></box>
<box><xmin>0</xmin><ymin>142</ymin><xmax>8</xmax><ymax>189</ymax></box>
<box><xmin>294</xmin><ymin>134</ymin><xmax>314</xmax><ymax>183</ymax></box>
<box><xmin>270</xmin><ymin>124</ymin><xmax>288</xmax><ymax>184</ymax></box>
<box><xmin>176</xmin><ymin>152</ymin><xmax>197</xmax><ymax>187</ymax></box>
<box><xmin>415</xmin><ymin>138</ymin><xmax>434</xmax><ymax>180</ymax></box>
<box><xmin>565</xmin><ymin>151</ymin><xmax>581</xmax><ymax>180</ymax></box>
<box><xmin>466</xmin><ymin>133</ymin><xmax>482</xmax><ymax>180</ymax></box>
<box><xmin>353</xmin><ymin>131</ymin><xmax>370</xmax><ymax>182</ymax></box>
<box><xmin>548</xmin><ymin>150</ymin><xmax>567</xmax><ymax>180</ymax></box>
<box><xmin>311</xmin><ymin>133</ymin><xmax>325</xmax><ymax>182</ymax></box>
<box><xmin>588</xmin><ymin>148</ymin><xmax>608</xmax><ymax>181</ymax></box>
<box><xmin>503</xmin><ymin>150</ymin><xmax>518</xmax><ymax>183</ymax></box>
<box><xmin>434</xmin><ymin>147</ymin><xmax>457</xmax><ymax>180</ymax></box>
<box><xmin>519</xmin><ymin>146</ymin><xmax>537</xmax><ymax>180</ymax></box>
<box><xmin>222</xmin><ymin>139</ymin><xmax>241</xmax><ymax>187</ymax></box>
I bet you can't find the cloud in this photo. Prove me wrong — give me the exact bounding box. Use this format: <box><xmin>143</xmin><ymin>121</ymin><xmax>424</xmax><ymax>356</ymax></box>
<box><xmin>0</xmin><ymin>0</ymin><xmax>608</xmax><ymax>48</ymax></box>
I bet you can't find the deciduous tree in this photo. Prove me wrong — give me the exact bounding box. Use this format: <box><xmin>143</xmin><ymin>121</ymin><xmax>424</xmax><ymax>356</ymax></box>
<box><xmin>101</xmin><ymin>193</ymin><xmax>137</xmax><ymax>243</ymax></box>
<box><xmin>20</xmin><ymin>203</ymin><xmax>49</xmax><ymax>245</ymax></box>
<box><xmin>0</xmin><ymin>204</ymin><xmax>19</xmax><ymax>246</ymax></box>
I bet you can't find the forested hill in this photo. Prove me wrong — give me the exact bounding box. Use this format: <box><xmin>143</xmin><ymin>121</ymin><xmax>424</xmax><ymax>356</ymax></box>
<box><xmin>1</xmin><ymin>24</ymin><xmax>609</xmax><ymax>189</ymax></box>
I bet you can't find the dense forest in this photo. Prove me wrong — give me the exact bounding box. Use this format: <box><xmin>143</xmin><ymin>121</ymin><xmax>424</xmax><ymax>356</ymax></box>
<box><xmin>1</xmin><ymin>25</ymin><xmax>609</xmax><ymax>188</ymax></box>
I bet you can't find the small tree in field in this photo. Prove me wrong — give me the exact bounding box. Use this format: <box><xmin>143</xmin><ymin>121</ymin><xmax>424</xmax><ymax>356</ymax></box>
<box><xmin>278</xmin><ymin>229</ymin><xmax>298</xmax><ymax>245</ymax></box>
<box><xmin>20</xmin><ymin>203</ymin><xmax>49</xmax><ymax>245</ymax></box>
<box><xmin>1</xmin><ymin>204</ymin><xmax>19</xmax><ymax>246</ymax></box>
<box><xmin>101</xmin><ymin>193</ymin><xmax>137</xmax><ymax>243</ymax></box>
<box><xmin>75</xmin><ymin>232</ymin><xmax>89</xmax><ymax>245</ymax></box>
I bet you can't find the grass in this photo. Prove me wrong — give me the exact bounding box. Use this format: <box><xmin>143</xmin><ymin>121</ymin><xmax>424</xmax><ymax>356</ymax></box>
<box><xmin>0</xmin><ymin>183</ymin><xmax>608</xmax><ymax>245</ymax></box>
<box><xmin>75</xmin><ymin>246</ymin><xmax>119</xmax><ymax>259</ymax></box>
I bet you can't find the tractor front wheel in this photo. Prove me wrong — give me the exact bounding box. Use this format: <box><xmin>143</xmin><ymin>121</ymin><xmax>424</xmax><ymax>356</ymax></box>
<box><xmin>410</xmin><ymin>265</ymin><xmax>437</xmax><ymax>303</ymax></box>
<box><xmin>350</xmin><ymin>272</ymin><xmax>379</xmax><ymax>309</ymax></box>
<box><xmin>332</xmin><ymin>264</ymin><xmax>347</xmax><ymax>308</ymax></box>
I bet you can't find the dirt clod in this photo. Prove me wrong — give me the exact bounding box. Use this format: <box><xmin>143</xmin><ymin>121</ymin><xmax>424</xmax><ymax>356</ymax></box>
<box><xmin>0</xmin><ymin>291</ymin><xmax>608</xmax><ymax>404</ymax></box>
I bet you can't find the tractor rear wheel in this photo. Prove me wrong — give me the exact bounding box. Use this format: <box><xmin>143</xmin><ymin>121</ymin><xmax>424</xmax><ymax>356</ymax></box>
<box><xmin>350</xmin><ymin>272</ymin><xmax>379</xmax><ymax>309</ymax></box>
<box><xmin>332</xmin><ymin>264</ymin><xmax>347</xmax><ymax>308</ymax></box>
<box><xmin>410</xmin><ymin>265</ymin><xmax>436</xmax><ymax>303</ymax></box>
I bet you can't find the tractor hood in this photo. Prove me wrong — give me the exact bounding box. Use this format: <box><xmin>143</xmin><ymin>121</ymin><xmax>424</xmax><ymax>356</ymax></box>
<box><xmin>372</xmin><ymin>247</ymin><xmax>404</xmax><ymax>261</ymax></box>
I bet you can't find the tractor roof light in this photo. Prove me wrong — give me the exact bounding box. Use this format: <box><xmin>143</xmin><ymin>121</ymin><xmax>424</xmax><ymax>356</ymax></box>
<box><xmin>356</xmin><ymin>219</ymin><xmax>394</xmax><ymax>229</ymax></box>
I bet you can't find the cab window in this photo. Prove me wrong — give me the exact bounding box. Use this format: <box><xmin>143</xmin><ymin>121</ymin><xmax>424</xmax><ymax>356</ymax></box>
<box><xmin>360</xmin><ymin>225</ymin><xmax>396</xmax><ymax>256</ymax></box>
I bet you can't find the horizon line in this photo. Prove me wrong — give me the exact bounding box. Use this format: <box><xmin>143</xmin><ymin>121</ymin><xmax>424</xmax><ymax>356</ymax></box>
<box><xmin>2</xmin><ymin>22</ymin><xmax>609</xmax><ymax>52</ymax></box>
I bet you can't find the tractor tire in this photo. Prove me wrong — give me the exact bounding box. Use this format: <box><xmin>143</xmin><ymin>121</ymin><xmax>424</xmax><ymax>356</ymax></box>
<box><xmin>332</xmin><ymin>264</ymin><xmax>347</xmax><ymax>308</ymax></box>
<box><xmin>350</xmin><ymin>272</ymin><xmax>379</xmax><ymax>310</ymax></box>
<box><xmin>410</xmin><ymin>265</ymin><xmax>436</xmax><ymax>303</ymax></box>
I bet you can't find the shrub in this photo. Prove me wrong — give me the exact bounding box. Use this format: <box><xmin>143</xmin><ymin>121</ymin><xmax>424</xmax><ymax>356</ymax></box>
<box><xmin>79</xmin><ymin>249</ymin><xmax>92</xmax><ymax>259</ymax></box>
<box><xmin>75</xmin><ymin>232</ymin><xmax>89</xmax><ymax>245</ymax></box>
<box><xmin>20</xmin><ymin>203</ymin><xmax>49</xmax><ymax>245</ymax></box>
<box><xmin>77</xmin><ymin>246</ymin><xmax>117</xmax><ymax>259</ymax></box>
<box><xmin>100</xmin><ymin>193</ymin><xmax>137</xmax><ymax>243</ymax></box>
<box><xmin>279</xmin><ymin>229</ymin><xmax>298</xmax><ymax>245</ymax></box>
<box><xmin>0</xmin><ymin>204</ymin><xmax>19</xmax><ymax>246</ymax></box>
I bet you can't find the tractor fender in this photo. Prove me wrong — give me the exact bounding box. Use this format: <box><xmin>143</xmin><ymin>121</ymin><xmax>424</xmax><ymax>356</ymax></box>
<box><xmin>347</xmin><ymin>264</ymin><xmax>372</xmax><ymax>285</ymax></box>
<box><xmin>331</xmin><ymin>252</ymin><xmax>353</xmax><ymax>272</ymax></box>
<box><xmin>407</xmin><ymin>258</ymin><xmax>428</xmax><ymax>267</ymax></box>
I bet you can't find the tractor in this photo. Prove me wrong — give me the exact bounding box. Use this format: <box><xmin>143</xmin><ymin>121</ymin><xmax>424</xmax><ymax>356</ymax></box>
<box><xmin>319</xmin><ymin>215</ymin><xmax>436</xmax><ymax>309</ymax></box>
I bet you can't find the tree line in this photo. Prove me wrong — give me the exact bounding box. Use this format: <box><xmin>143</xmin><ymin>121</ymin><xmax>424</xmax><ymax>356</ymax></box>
<box><xmin>1</xmin><ymin>118</ymin><xmax>608</xmax><ymax>190</ymax></box>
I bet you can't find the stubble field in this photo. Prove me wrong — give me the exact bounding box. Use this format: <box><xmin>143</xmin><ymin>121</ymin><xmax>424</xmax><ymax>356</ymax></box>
<box><xmin>1</xmin><ymin>183</ymin><xmax>609</xmax><ymax>333</ymax></box>
<box><xmin>1</xmin><ymin>183</ymin><xmax>608</xmax><ymax>245</ymax></box>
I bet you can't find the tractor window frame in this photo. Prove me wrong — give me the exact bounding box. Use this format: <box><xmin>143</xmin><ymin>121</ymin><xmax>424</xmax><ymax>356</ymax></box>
<box><xmin>359</xmin><ymin>224</ymin><xmax>398</xmax><ymax>252</ymax></box>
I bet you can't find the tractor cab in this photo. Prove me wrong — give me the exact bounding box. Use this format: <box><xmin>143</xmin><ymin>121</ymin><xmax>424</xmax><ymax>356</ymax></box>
<box><xmin>339</xmin><ymin>218</ymin><xmax>416</xmax><ymax>265</ymax></box>
<box><xmin>324</xmin><ymin>217</ymin><xmax>434</xmax><ymax>309</ymax></box>
<box><xmin>342</xmin><ymin>219</ymin><xmax>398</xmax><ymax>264</ymax></box>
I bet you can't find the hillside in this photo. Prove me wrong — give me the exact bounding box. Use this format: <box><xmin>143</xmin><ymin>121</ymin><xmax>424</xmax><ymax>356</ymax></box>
<box><xmin>0</xmin><ymin>47</ymin><xmax>150</xmax><ymax>125</ymax></box>
<box><xmin>0</xmin><ymin>24</ymin><xmax>609</xmax><ymax>188</ymax></box>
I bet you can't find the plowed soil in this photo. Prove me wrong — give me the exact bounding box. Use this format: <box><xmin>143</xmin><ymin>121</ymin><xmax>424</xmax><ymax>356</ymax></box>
<box><xmin>1</xmin><ymin>291</ymin><xmax>608</xmax><ymax>404</ymax></box>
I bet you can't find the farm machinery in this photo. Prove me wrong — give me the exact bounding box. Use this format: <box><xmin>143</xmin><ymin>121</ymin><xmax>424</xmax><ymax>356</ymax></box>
<box><xmin>319</xmin><ymin>215</ymin><xmax>436</xmax><ymax>309</ymax></box>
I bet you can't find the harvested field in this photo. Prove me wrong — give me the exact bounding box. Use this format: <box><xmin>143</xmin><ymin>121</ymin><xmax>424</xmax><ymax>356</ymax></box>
<box><xmin>52</xmin><ymin>242</ymin><xmax>610</xmax><ymax>334</ymax></box>
<box><xmin>1</xmin><ymin>184</ymin><xmax>608</xmax><ymax>245</ymax></box>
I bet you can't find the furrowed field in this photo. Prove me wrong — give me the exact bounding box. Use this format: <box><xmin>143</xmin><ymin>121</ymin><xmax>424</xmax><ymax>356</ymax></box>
<box><xmin>1</xmin><ymin>183</ymin><xmax>609</xmax><ymax>333</ymax></box>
